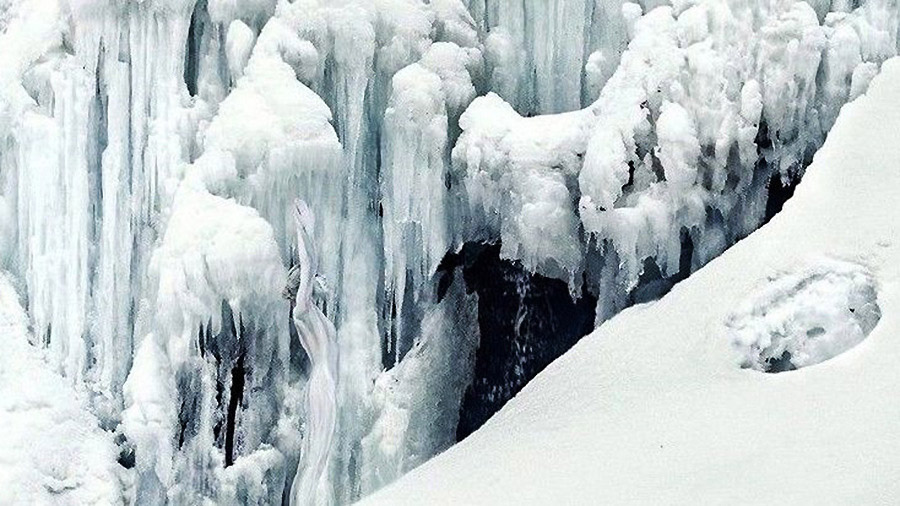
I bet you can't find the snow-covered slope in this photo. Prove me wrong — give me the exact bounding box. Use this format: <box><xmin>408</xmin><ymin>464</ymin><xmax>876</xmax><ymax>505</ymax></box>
<box><xmin>362</xmin><ymin>57</ymin><xmax>900</xmax><ymax>505</ymax></box>
<box><xmin>0</xmin><ymin>274</ymin><xmax>123</xmax><ymax>504</ymax></box>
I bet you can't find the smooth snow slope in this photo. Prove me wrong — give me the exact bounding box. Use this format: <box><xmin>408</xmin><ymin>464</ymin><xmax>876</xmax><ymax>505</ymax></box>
<box><xmin>362</xmin><ymin>57</ymin><xmax>900</xmax><ymax>505</ymax></box>
<box><xmin>0</xmin><ymin>273</ymin><xmax>123</xmax><ymax>504</ymax></box>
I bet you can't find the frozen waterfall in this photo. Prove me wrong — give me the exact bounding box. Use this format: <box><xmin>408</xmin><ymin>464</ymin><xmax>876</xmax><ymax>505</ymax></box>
<box><xmin>1</xmin><ymin>0</ymin><xmax>899</xmax><ymax>504</ymax></box>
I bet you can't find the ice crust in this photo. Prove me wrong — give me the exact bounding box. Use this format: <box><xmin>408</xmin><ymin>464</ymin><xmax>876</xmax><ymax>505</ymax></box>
<box><xmin>726</xmin><ymin>258</ymin><xmax>881</xmax><ymax>372</ymax></box>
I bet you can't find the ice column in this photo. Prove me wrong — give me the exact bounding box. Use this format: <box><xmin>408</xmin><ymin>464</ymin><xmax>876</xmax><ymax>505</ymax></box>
<box><xmin>381</xmin><ymin>41</ymin><xmax>480</xmax><ymax>363</ymax></box>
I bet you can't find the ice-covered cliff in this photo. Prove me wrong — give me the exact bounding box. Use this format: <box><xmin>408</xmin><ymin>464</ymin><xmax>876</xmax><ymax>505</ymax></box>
<box><xmin>363</xmin><ymin>54</ymin><xmax>900</xmax><ymax>506</ymax></box>
<box><xmin>0</xmin><ymin>0</ymin><xmax>898</xmax><ymax>504</ymax></box>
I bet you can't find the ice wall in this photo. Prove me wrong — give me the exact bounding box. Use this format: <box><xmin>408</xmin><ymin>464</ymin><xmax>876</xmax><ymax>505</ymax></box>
<box><xmin>1</xmin><ymin>0</ymin><xmax>201</xmax><ymax>419</ymax></box>
<box><xmin>381</xmin><ymin>41</ymin><xmax>481</xmax><ymax>364</ymax></box>
<box><xmin>1</xmin><ymin>0</ymin><xmax>899</xmax><ymax>504</ymax></box>
<box><xmin>471</xmin><ymin>0</ymin><xmax>631</xmax><ymax>114</ymax></box>
<box><xmin>453</xmin><ymin>0</ymin><xmax>900</xmax><ymax>321</ymax></box>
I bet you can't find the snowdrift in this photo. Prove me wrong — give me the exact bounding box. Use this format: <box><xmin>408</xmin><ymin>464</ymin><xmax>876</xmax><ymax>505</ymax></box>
<box><xmin>362</xmin><ymin>57</ymin><xmax>900</xmax><ymax>505</ymax></box>
<box><xmin>0</xmin><ymin>274</ymin><xmax>123</xmax><ymax>504</ymax></box>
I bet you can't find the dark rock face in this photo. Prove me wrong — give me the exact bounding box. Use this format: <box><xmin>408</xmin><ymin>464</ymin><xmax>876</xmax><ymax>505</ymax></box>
<box><xmin>443</xmin><ymin>243</ymin><xmax>597</xmax><ymax>441</ymax></box>
<box><xmin>447</xmin><ymin>231</ymin><xmax>699</xmax><ymax>440</ymax></box>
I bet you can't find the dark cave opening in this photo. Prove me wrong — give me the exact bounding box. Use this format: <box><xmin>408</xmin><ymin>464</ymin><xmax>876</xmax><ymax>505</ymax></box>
<box><xmin>449</xmin><ymin>243</ymin><xmax>597</xmax><ymax>441</ymax></box>
<box><xmin>450</xmin><ymin>231</ymin><xmax>696</xmax><ymax>441</ymax></box>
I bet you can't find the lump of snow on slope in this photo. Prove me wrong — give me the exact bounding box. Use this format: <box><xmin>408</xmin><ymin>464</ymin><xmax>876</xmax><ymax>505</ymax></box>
<box><xmin>726</xmin><ymin>258</ymin><xmax>881</xmax><ymax>373</ymax></box>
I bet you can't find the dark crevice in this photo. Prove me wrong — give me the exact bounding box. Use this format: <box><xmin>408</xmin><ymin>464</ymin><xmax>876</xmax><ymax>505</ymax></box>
<box><xmin>224</xmin><ymin>353</ymin><xmax>245</xmax><ymax>467</ymax></box>
<box><xmin>453</xmin><ymin>243</ymin><xmax>597</xmax><ymax>440</ymax></box>
<box><xmin>183</xmin><ymin>0</ymin><xmax>204</xmax><ymax>97</ymax></box>
<box><xmin>764</xmin><ymin>172</ymin><xmax>799</xmax><ymax>223</ymax></box>
<box><xmin>756</xmin><ymin>119</ymin><xmax>801</xmax><ymax>224</ymax></box>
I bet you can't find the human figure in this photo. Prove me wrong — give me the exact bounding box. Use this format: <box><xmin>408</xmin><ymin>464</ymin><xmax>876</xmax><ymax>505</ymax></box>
<box><xmin>284</xmin><ymin>200</ymin><xmax>338</xmax><ymax>506</ymax></box>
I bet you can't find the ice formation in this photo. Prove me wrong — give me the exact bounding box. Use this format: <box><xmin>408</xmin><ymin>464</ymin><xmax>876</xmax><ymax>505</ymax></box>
<box><xmin>362</xmin><ymin>54</ymin><xmax>900</xmax><ymax>505</ymax></box>
<box><xmin>0</xmin><ymin>0</ymin><xmax>899</xmax><ymax>504</ymax></box>
<box><xmin>285</xmin><ymin>201</ymin><xmax>339</xmax><ymax>506</ymax></box>
<box><xmin>726</xmin><ymin>258</ymin><xmax>881</xmax><ymax>372</ymax></box>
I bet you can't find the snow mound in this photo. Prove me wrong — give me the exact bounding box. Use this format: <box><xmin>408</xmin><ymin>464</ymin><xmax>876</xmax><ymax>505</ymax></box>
<box><xmin>727</xmin><ymin>258</ymin><xmax>881</xmax><ymax>372</ymax></box>
<box><xmin>0</xmin><ymin>273</ymin><xmax>123</xmax><ymax>504</ymax></box>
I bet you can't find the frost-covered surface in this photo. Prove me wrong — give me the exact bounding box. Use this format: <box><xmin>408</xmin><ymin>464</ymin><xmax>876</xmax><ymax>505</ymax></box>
<box><xmin>0</xmin><ymin>273</ymin><xmax>123</xmax><ymax>504</ymax></box>
<box><xmin>1</xmin><ymin>0</ymin><xmax>900</xmax><ymax>503</ymax></box>
<box><xmin>363</xmin><ymin>57</ymin><xmax>900</xmax><ymax>505</ymax></box>
<box><xmin>127</xmin><ymin>185</ymin><xmax>291</xmax><ymax>504</ymax></box>
<box><xmin>727</xmin><ymin>258</ymin><xmax>881</xmax><ymax>372</ymax></box>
